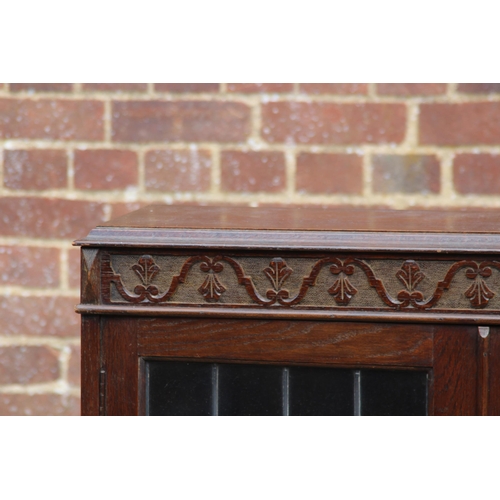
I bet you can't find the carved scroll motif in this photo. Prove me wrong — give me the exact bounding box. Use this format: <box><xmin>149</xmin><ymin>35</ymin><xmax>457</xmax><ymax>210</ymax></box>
<box><xmin>102</xmin><ymin>253</ymin><xmax>500</xmax><ymax>312</ymax></box>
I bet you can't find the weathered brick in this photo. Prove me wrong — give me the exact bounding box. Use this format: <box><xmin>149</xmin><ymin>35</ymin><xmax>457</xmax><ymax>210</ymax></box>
<box><xmin>372</xmin><ymin>155</ymin><xmax>440</xmax><ymax>194</ymax></box>
<box><xmin>420</xmin><ymin>103</ymin><xmax>500</xmax><ymax>145</ymax></box>
<box><xmin>145</xmin><ymin>149</ymin><xmax>212</xmax><ymax>192</ymax></box>
<box><xmin>453</xmin><ymin>154</ymin><xmax>500</xmax><ymax>194</ymax></box>
<box><xmin>227</xmin><ymin>83</ymin><xmax>293</xmax><ymax>93</ymax></box>
<box><xmin>68</xmin><ymin>345</ymin><xmax>81</xmax><ymax>387</ymax></box>
<box><xmin>296</xmin><ymin>153</ymin><xmax>363</xmax><ymax>194</ymax></box>
<box><xmin>0</xmin><ymin>296</ymin><xmax>79</xmax><ymax>337</ymax></box>
<box><xmin>299</xmin><ymin>83</ymin><xmax>368</xmax><ymax>95</ymax></box>
<box><xmin>0</xmin><ymin>394</ymin><xmax>79</xmax><ymax>416</ymax></box>
<box><xmin>377</xmin><ymin>83</ymin><xmax>447</xmax><ymax>96</ymax></box>
<box><xmin>221</xmin><ymin>151</ymin><xmax>286</xmax><ymax>193</ymax></box>
<box><xmin>74</xmin><ymin>149</ymin><xmax>138</xmax><ymax>190</ymax></box>
<box><xmin>112</xmin><ymin>101</ymin><xmax>251</xmax><ymax>143</ymax></box>
<box><xmin>4</xmin><ymin>149</ymin><xmax>67</xmax><ymax>190</ymax></box>
<box><xmin>10</xmin><ymin>83</ymin><xmax>73</xmax><ymax>92</ymax></box>
<box><xmin>262</xmin><ymin>102</ymin><xmax>406</xmax><ymax>144</ymax></box>
<box><xmin>458</xmin><ymin>83</ymin><xmax>500</xmax><ymax>93</ymax></box>
<box><xmin>0</xmin><ymin>246</ymin><xmax>60</xmax><ymax>287</ymax></box>
<box><xmin>0</xmin><ymin>346</ymin><xmax>59</xmax><ymax>384</ymax></box>
<box><xmin>155</xmin><ymin>83</ymin><xmax>219</xmax><ymax>93</ymax></box>
<box><xmin>0</xmin><ymin>197</ymin><xmax>107</xmax><ymax>239</ymax></box>
<box><xmin>82</xmin><ymin>83</ymin><xmax>147</xmax><ymax>92</ymax></box>
<box><xmin>0</xmin><ymin>99</ymin><xmax>104</xmax><ymax>140</ymax></box>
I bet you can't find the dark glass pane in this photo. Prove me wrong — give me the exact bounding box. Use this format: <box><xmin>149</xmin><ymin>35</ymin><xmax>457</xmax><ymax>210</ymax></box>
<box><xmin>147</xmin><ymin>360</ymin><xmax>213</xmax><ymax>416</ymax></box>
<box><xmin>361</xmin><ymin>369</ymin><xmax>428</xmax><ymax>416</ymax></box>
<box><xmin>218</xmin><ymin>364</ymin><xmax>283</xmax><ymax>416</ymax></box>
<box><xmin>289</xmin><ymin>367</ymin><xmax>354</xmax><ymax>416</ymax></box>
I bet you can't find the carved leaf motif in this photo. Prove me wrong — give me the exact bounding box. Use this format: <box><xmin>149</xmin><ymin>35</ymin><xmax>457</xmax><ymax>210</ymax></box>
<box><xmin>465</xmin><ymin>279</ymin><xmax>495</xmax><ymax>308</ymax></box>
<box><xmin>328</xmin><ymin>276</ymin><xmax>357</xmax><ymax>305</ymax></box>
<box><xmin>198</xmin><ymin>274</ymin><xmax>226</xmax><ymax>302</ymax></box>
<box><xmin>396</xmin><ymin>260</ymin><xmax>424</xmax><ymax>292</ymax></box>
<box><xmin>132</xmin><ymin>255</ymin><xmax>160</xmax><ymax>285</ymax></box>
<box><xmin>264</xmin><ymin>258</ymin><xmax>293</xmax><ymax>291</ymax></box>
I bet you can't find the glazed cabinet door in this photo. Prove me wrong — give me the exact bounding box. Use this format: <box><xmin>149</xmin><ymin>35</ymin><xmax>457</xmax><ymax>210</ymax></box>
<box><xmin>81</xmin><ymin>316</ymin><xmax>495</xmax><ymax>416</ymax></box>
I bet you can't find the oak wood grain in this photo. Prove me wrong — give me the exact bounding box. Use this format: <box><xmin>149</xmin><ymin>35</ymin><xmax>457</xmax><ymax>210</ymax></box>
<box><xmin>74</xmin><ymin>206</ymin><xmax>500</xmax><ymax>253</ymax></box>
<box><xmin>76</xmin><ymin>304</ymin><xmax>500</xmax><ymax>326</ymax></box>
<box><xmin>486</xmin><ymin>328</ymin><xmax>500</xmax><ymax>415</ymax></box>
<box><xmin>81</xmin><ymin>316</ymin><xmax>100</xmax><ymax>416</ymax></box>
<box><xmin>137</xmin><ymin>318</ymin><xmax>433</xmax><ymax>368</ymax></box>
<box><xmin>98</xmin><ymin>205</ymin><xmax>500</xmax><ymax>234</ymax></box>
<box><xmin>102</xmin><ymin>317</ymin><xmax>138</xmax><ymax>416</ymax></box>
<box><xmin>431</xmin><ymin>326</ymin><xmax>478</xmax><ymax>416</ymax></box>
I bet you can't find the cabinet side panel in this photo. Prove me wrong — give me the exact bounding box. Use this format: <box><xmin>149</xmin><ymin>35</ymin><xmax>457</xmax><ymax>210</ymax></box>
<box><xmin>81</xmin><ymin>316</ymin><xmax>100</xmax><ymax>416</ymax></box>
<box><xmin>487</xmin><ymin>328</ymin><xmax>500</xmax><ymax>415</ymax></box>
<box><xmin>81</xmin><ymin>248</ymin><xmax>101</xmax><ymax>305</ymax></box>
<box><xmin>102</xmin><ymin>316</ymin><xmax>138</xmax><ymax>416</ymax></box>
<box><xmin>432</xmin><ymin>326</ymin><xmax>478</xmax><ymax>416</ymax></box>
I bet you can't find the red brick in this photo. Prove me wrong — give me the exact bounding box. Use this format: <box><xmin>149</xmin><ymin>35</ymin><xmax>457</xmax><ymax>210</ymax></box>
<box><xmin>372</xmin><ymin>155</ymin><xmax>440</xmax><ymax>194</ymax></box>
<box><xmin>377</xmin><ymin>83</ymin><xmax>447</xmax><ymax>96</ymax></box>
<box><xmin>82</xmin><ymin>83</ymin><xmax>147</xmax><ymax>92</ymax></box>
<box><xmin>262</xmin><ymin>102</ymin><xmax>406</xmax><ymax>144</ymax></box>
<box><xmin>68</xmin><ymin>345</ymin><xmax>81</xmax><ymax>387</ymax></box>
<box><xmin>10</xmin><ymin>83</ymin><xmax>73</xmax><ymax>92</ymax></box>
<box><xmin>453</xmin><ymin>154</ymin><xmax>500</xmax><ymax>194</ymax></box>
<box><xmin>0</xmin><ymin>197</ymin><xmax>107</xmax><ymax>239</ymax></box>
<box><xmin>4</xmin><ymin>149</ymin><xmax>67</xmax><ymax>190</ymax></box>
<box><xmin>227</xmin><ymin>83</ymin><xmax>293</xmax><ymax>93</ymax></box>
<box><xmin>0</xmin><ymin>296</ymin><xmax>79</xmax><ymax>337</ymax></box>
<box><xmin>221</xmin><ymin>151</ymin><xmax>286</xmax><ymax>193</ymax></box>
<box><xmin>112</xmin><ymin>101</ymin><xmax>251</xmax><ymax>143</ymax></box>
<box><xmin>0</xmin><ymin>246</ymin><xmax>60</xmax><ymax>287</ymax></box>
<box><xmin>0</xmin><ymin>394</ymin><xmax>79</xmax><ymax>416</ymax></box>
<box><xmin>458</xmin><ymin>84</ymin><xmax>500</xmax><ymax>93</ymax></box>
<box><xmin>296</xmin><ymin>153</ymin><xmax>363</xmax><ymax>194</ymax></box>
<box><xmin>155</xmin><ymin>83</ymin><xmax>219</xmax><ymax>93</ymax></box>
<box><xmin>145</xmin><ymin>149</ymin><xmax>212</xmax><ymax>192</ymax></box>
<box><xmin>68</xmin><ymin>247</ymin><xmax>81</xmax><ymax>290</ymax></box>
<box><xmin>420</xmin><ymin>103</ymin><xmax>500</xmax><ymax>145</ymax></box>
<box><xmin>0</xmin><ymin>99</ymin><xmax>104</xmax><ymax>140</ymax></box>
<box><xmin>0</xmin><ymin>346</ymin><xmax>59</xmax><ymax>384</ymax></box>
<box><xmin>299</xmin><ymin>83</ymin><xmax>368</xmax><ymax>95</ymax></box>
<box><xmin>74</xmin><ymin>149</ymin><xmax>138</xmax><ymax>190</ymax></box>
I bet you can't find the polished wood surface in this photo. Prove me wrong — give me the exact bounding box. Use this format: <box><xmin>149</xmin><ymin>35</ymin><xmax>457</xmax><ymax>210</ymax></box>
<box><xmin>99</xmin><ymin>205</ymin><xmax>500</xmax><ymax>233</ymax></box>
<box><xmin>137</xmin><ymin>318</ymin><xmax>433</xmax><ymax>368</ymax></box>
<box><xmin>76</xmin><ymin>205</ymin><xmax>500</xmax><ymax>253</ymax></box>
<box><xmin>81</xmin><ymin>316</ymin><xmax>100</xmax><ymax>416</ymax></box>
<box><xmin>431</xmin><ymin>326</ymin><xmax>478</xmax><ymax>416</ymax></box>
<box><xmin>102</xmin><ymin>317</ymin><xmax>138</xmax><ymax>416</ymax></box>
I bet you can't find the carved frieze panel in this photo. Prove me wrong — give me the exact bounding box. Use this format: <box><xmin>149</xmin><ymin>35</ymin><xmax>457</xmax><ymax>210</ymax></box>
<box><xmin>101</xmin><ymin>252</ymin><xmax>500</xmax><ymax>313</ymax></box>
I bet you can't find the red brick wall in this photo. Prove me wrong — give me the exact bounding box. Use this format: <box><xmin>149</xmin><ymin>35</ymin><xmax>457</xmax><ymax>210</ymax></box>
<box><xmin>1</xmin><ymin>82</ymin><xmax>499</xmax><ymax>415</ymax></box>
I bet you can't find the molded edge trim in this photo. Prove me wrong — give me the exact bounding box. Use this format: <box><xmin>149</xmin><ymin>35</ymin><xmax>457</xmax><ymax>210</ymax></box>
<box><xmin>75</xmin><ymin>304</ymin><xmax>500</xmax><ymax>325</ymax></box>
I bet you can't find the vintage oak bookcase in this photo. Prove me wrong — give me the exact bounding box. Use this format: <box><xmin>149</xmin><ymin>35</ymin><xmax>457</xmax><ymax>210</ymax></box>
<box><xmin>76</xmin><ymin>205</ymin><xmax>500</xmax><ymax>416</ymax></box>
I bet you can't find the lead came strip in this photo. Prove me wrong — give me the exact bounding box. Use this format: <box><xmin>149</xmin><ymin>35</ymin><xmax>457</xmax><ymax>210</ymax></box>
<box><xmin>354</xmin><ymin>371</ymin><xmax>361</xmax><ymax>416</ymax></box>
<box><xmin>283</xmin><ymin>368</ymin><xmax>290</xmax><ymax>416</ymax></box>
<box><xmin>212</xmin><ymin>364</ymin><xmax>219</xmax><ymax>417</ymax></box>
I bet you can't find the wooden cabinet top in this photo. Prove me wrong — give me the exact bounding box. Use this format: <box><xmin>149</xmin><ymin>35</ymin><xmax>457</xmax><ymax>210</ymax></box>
<box><xmin>76</xmin><ymin>205</ymin><xmax>500</xmax><ymax>253</ymax></box>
